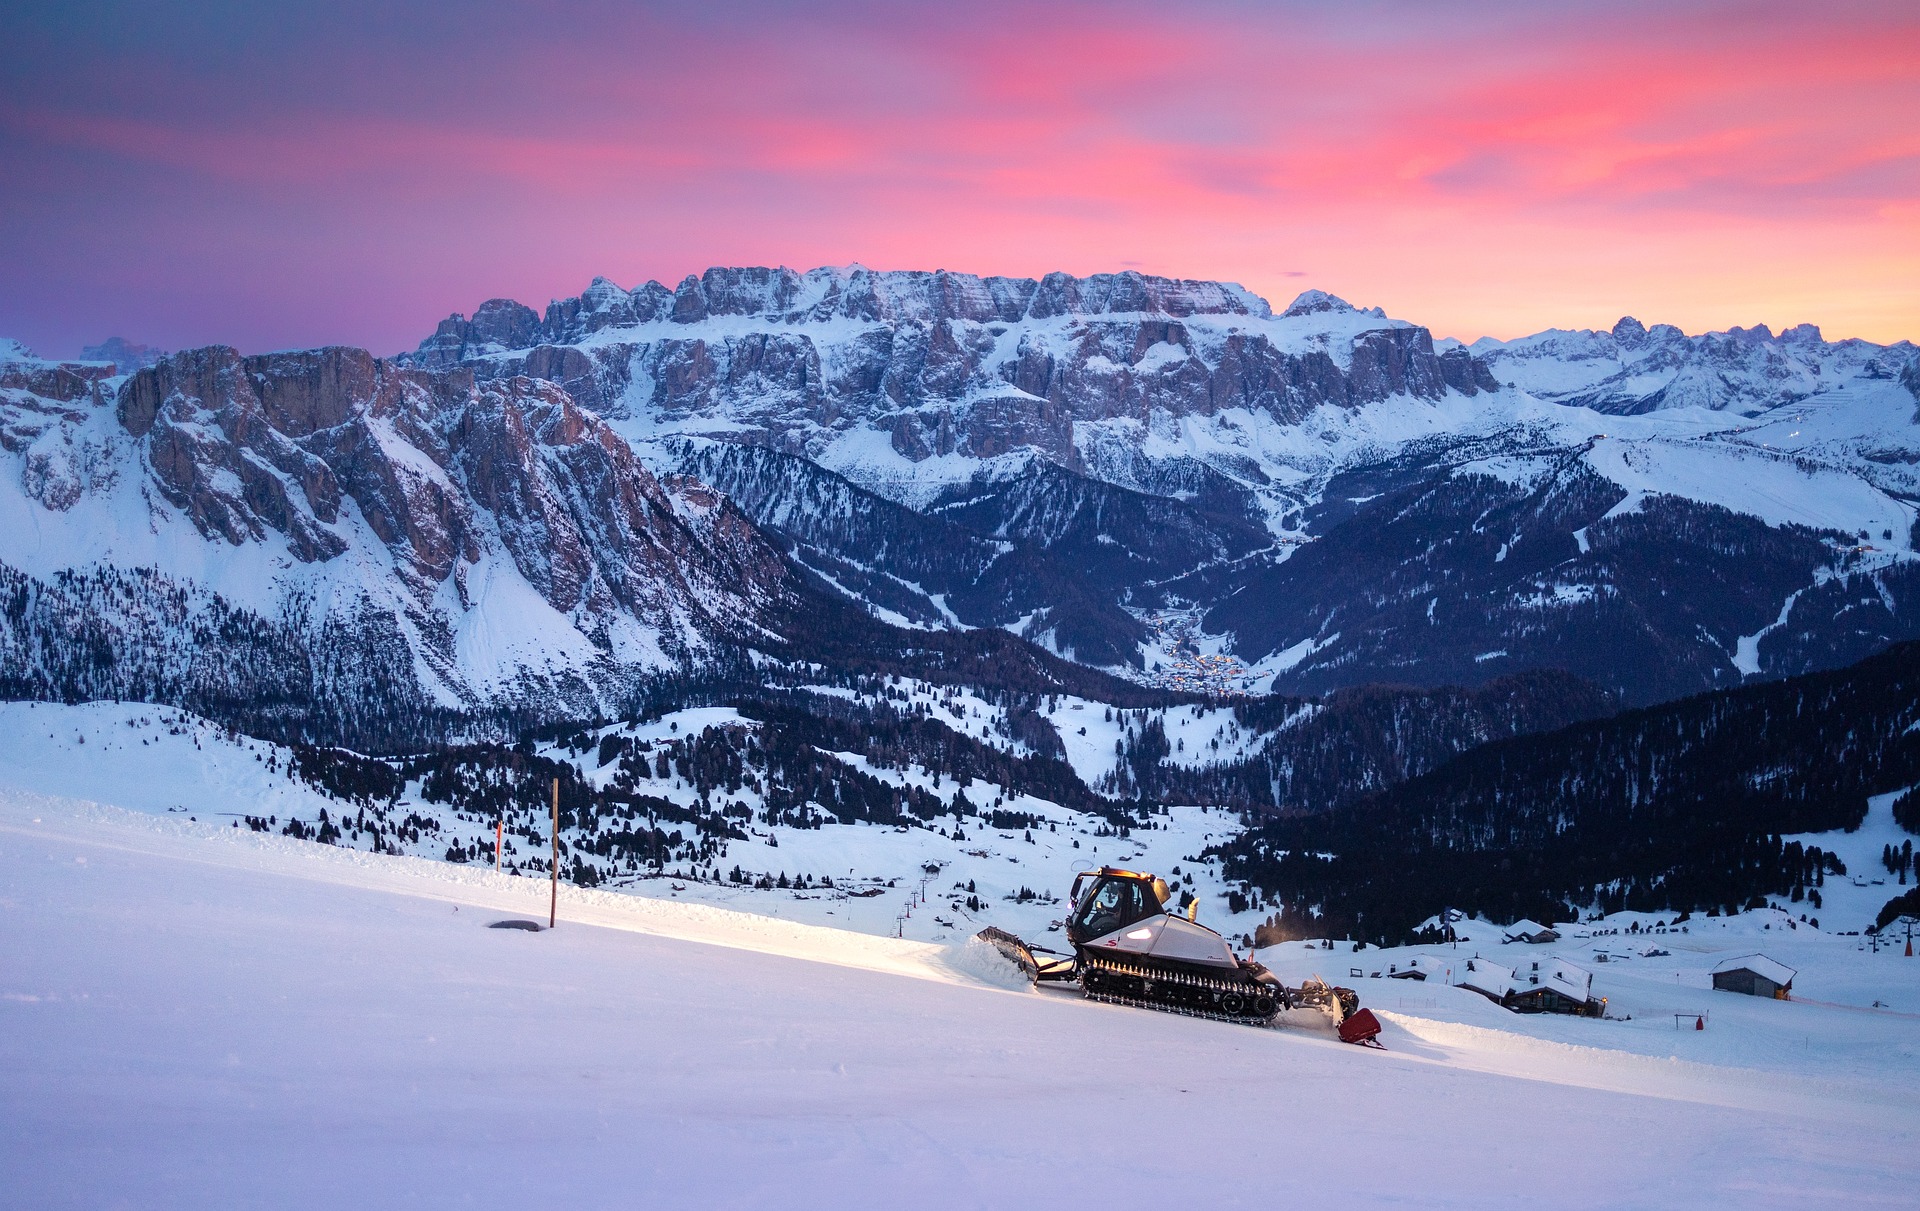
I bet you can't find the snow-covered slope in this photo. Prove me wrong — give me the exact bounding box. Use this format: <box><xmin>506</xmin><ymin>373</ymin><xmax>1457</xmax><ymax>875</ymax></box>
<box><xmin>4</xmin><ymin>753</ymin><xmax>1917</xmax><ymax>1207</ymax></box>
<box><xmin>0</xmin><ymin>700</ymin><xmax>1262</xmax><ymax>948</ymax></box>
<box><xmin>0</xmin><ymin>701</ymin><xmax>346</xmax><ymax>821</ymax></box>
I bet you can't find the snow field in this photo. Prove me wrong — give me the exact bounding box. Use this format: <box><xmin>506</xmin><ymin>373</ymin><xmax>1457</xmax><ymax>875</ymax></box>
<box><xmin>0</xmin><ymin>700</ymin><xmax>349</xmax><ymax>822</ymax></box>
<box><xmin>1586</xmin><ymin>433</ymin><xmax>1913</xmax><ymax>547</ymax></box>
<box><xmin>1043</xmin><ymin>692</ymin><xmax>1267</xmax><ymax>786</ymax></box>
<box><xmin>3</xmin><ymin>784</ymin><xmax>1918</xmax><ymax>1208</ymax></box>
<box><xmin>1041</xmin><ymin>695</ymin><xmax>1126</xmax><ymax>784</ymax></box>
<box><xmin>1783</xmin><ymin>788</ymin><xmax>1920</xmax><ymax>933</ymax></box>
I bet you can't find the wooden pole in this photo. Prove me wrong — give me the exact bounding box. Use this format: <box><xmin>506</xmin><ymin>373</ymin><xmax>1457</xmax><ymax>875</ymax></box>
<box><xmin>549</xmin><ymin>777</ymin><xmax>560</xmax><ymax>929</ymax></box>
<box><xmin>495</xmin><ymin>819</ymin><xmax>502</xmax><ymax>872</ymax></box>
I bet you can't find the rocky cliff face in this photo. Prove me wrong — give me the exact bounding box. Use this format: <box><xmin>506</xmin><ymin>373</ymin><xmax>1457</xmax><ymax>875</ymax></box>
<box><xmin>1</xmin><ymin>342</ymin><xmax>798</xmax><ymax>725</ymax></box>
<box><xmin>407</xmin><ymin>267</ymin><xmax>1500</xmax><ymax>466</ymax></box>
<box><xmin>116</xmin><ymin>346</ymin><xmax>787</xmax><ymax>635</ymax></box>
<box><xmin>1</xmin><ymin>347</ymin><xmax>121</xmax><ymax>513</ymax></box>
<box><xmin>419</xmin><ymin>267</ymin><xmax>1269</xmax><ymax>357</ymax></box>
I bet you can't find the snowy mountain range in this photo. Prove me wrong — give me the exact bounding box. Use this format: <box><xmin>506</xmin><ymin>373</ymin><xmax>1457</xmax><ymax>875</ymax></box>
<box><xmin>1458</xmin><ymin>315</ymin><xmax>1914</xmax><ymax>414</ymax></box>
<box><xmin>5</xmin><ymin>265</ymin><xmax>1920</xmax><ymax>745</ymax></box>
<box><xmin>407</xmin><ymin>266</ymin><xmax>1920</xmax><ymax>702</ymax></box>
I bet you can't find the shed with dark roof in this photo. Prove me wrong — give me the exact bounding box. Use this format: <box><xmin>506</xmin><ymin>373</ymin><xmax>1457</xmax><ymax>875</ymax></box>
<box><xmin>1710</xmin><ymin>955</ymin><xmax>1795</xmax><ymax>999</ymax></box>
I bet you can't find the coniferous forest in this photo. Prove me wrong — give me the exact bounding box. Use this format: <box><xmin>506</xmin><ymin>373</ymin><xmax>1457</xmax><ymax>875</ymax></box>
<box><xmin>1216</xmin><ymin>640</ymin><xmax>1920</xmax><ymax>942</ymax></box>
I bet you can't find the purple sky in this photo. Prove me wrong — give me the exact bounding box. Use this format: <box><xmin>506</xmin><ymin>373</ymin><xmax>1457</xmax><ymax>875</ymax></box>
<box><xmin>3</xmin><ymin>0</ymin><xmax>1917</xmax><ymax>358</ymax></box>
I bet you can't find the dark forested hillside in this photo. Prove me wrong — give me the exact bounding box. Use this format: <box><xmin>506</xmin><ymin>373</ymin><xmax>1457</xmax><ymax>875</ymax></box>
<box><xmin>0</xmin><ymin>563</ymin><xmax>468</xmax><ymax>750</ymax></box>
<box><xmin>1201</xmin><ymin>454</ymin><xmax>1873</xmax><ymax>705</ymax></box>
<box><xmin>280</xmin><ymin>682</ymin><xmax>1165</xmax><ymax>888</ymax></box>
<box><xmin>1216</xmin><ymin>640</ymin><xmax>1920</xmax><ymax>942</ymax></box>
<box><xmin>1109</xmin><ymin>669</ymin><xmax>1618</xmax><ymax>812</ymax></box>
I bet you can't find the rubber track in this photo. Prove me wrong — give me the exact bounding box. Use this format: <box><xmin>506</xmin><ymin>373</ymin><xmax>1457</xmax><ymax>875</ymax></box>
<box><xmin>1080</xmin><ymin>954</ymin><xmax>1278</xmax><ymax>1028</ymax></box>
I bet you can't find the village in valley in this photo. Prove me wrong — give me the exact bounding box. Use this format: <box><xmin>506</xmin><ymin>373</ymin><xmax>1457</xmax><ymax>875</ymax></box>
<box><xmin>1137</xmin><ymin>609</ymin><xmax>1259</xmax><ymax>697</ymax></box>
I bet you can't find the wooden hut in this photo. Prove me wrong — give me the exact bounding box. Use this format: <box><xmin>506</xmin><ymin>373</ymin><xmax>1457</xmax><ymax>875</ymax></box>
<box><xmin>1710</xmin><ymin>955</ymin><xmax>1795</xmax><ymax>999</ymax></box>
<box><xmin>1386</xmin><ymin>954</ymin><xmax>1452</xmax><ymax>982</ymax></box>
<box><xmin>1501</xmin><ymin>918</ymin><xmax>1560</xmax><ymax>945</ymax></box>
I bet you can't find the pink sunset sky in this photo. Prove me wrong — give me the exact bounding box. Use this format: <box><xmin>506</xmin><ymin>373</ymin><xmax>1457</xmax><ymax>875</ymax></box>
<box><xmin>2</xmin><ymin>0</ymin><xmax>1916</xmax><ymax>356</ymax></box>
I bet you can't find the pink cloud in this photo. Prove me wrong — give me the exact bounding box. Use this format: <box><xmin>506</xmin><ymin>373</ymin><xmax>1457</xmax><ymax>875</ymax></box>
<box><xmin>1</xmin><ymin>1</ymin><xmax>1915</xmax><ymax>354</ymax></box>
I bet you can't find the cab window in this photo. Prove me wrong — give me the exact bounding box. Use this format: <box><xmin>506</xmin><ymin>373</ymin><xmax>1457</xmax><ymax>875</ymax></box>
<box><xmin>1073</xmin><ymin>877</ymin><xmax>1159</xmax><ymax>938</ymax></box>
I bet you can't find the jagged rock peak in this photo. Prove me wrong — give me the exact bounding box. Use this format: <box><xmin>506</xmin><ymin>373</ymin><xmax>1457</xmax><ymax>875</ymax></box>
<box><xmin>80</xmin><ymin>337</ymin><xmax>169</xmax><ymax>373</ymax></box>
<box><xmin>108</xmin><ymin>344</ymin><xmax>790</xmax><ymax>637</ymax></box>
<box><xmin>1283</xmin><ymin>289</ymin><xmax>1360</xmax><ymax>318</ymax></box>
<box><xmin>661</xmin><ymin>265</ymin><xmax>1270</xmax><ymax>325</ymax></box>
<box><xmin>1613</xmin><ymin>317</ymin><xmax>1822</xmax><ymax>348</ymax></box>
<box><xmin>416</xmin><ymin>266</ymin><xmax>1279</xmax><ymax>357</ymax></box>
<box><xmin>1610</xmin><ymin>316</ymin><xmax>1647</xmax><ymax>344</ymax></box>
<box><xmin>1</xmin><ymin>339</ymin><xmax>800</xmax><ymax>724</ymax></box>
<box><xmin>1472</xmin><ymin>312</ymin><xmax>1913</xmax><ymax>416</ymax></box>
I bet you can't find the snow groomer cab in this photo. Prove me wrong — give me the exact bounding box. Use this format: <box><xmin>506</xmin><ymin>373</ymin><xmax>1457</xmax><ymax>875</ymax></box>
<box><xmin>1066</xmin><ymin>867</ymin><xmax>1279</xmax><ymax>1001</ymax></box>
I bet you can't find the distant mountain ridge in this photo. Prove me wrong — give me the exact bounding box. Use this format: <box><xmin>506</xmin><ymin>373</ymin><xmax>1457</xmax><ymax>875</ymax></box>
<box><xmin>403</xmin><ymin>266</ymin><xmax>1500</xmax><ymax>472</ymax></box>
<box><xmin>413</xmin><ymin>265</ymin><xmax>1916</xmax><ymax>431</ymax></box>
<box><xmin>1461</xmin><ymin>315</ymin><xmax>1915</xmax><ymax>415</ymax></box>
<box><xmin>4</xmin><ymin>264</ymin><xmax>1920</xmax><ymax>741</ymax></box>
<box><xmin>389</xmin><ymin>264</ymin><xmax>1920</xmax><ymax>705</ymax></box>
<box><xmin>415</xmin><ymin>267</ymin><xmax>1275</xmax><ymax>357</ymax></box>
